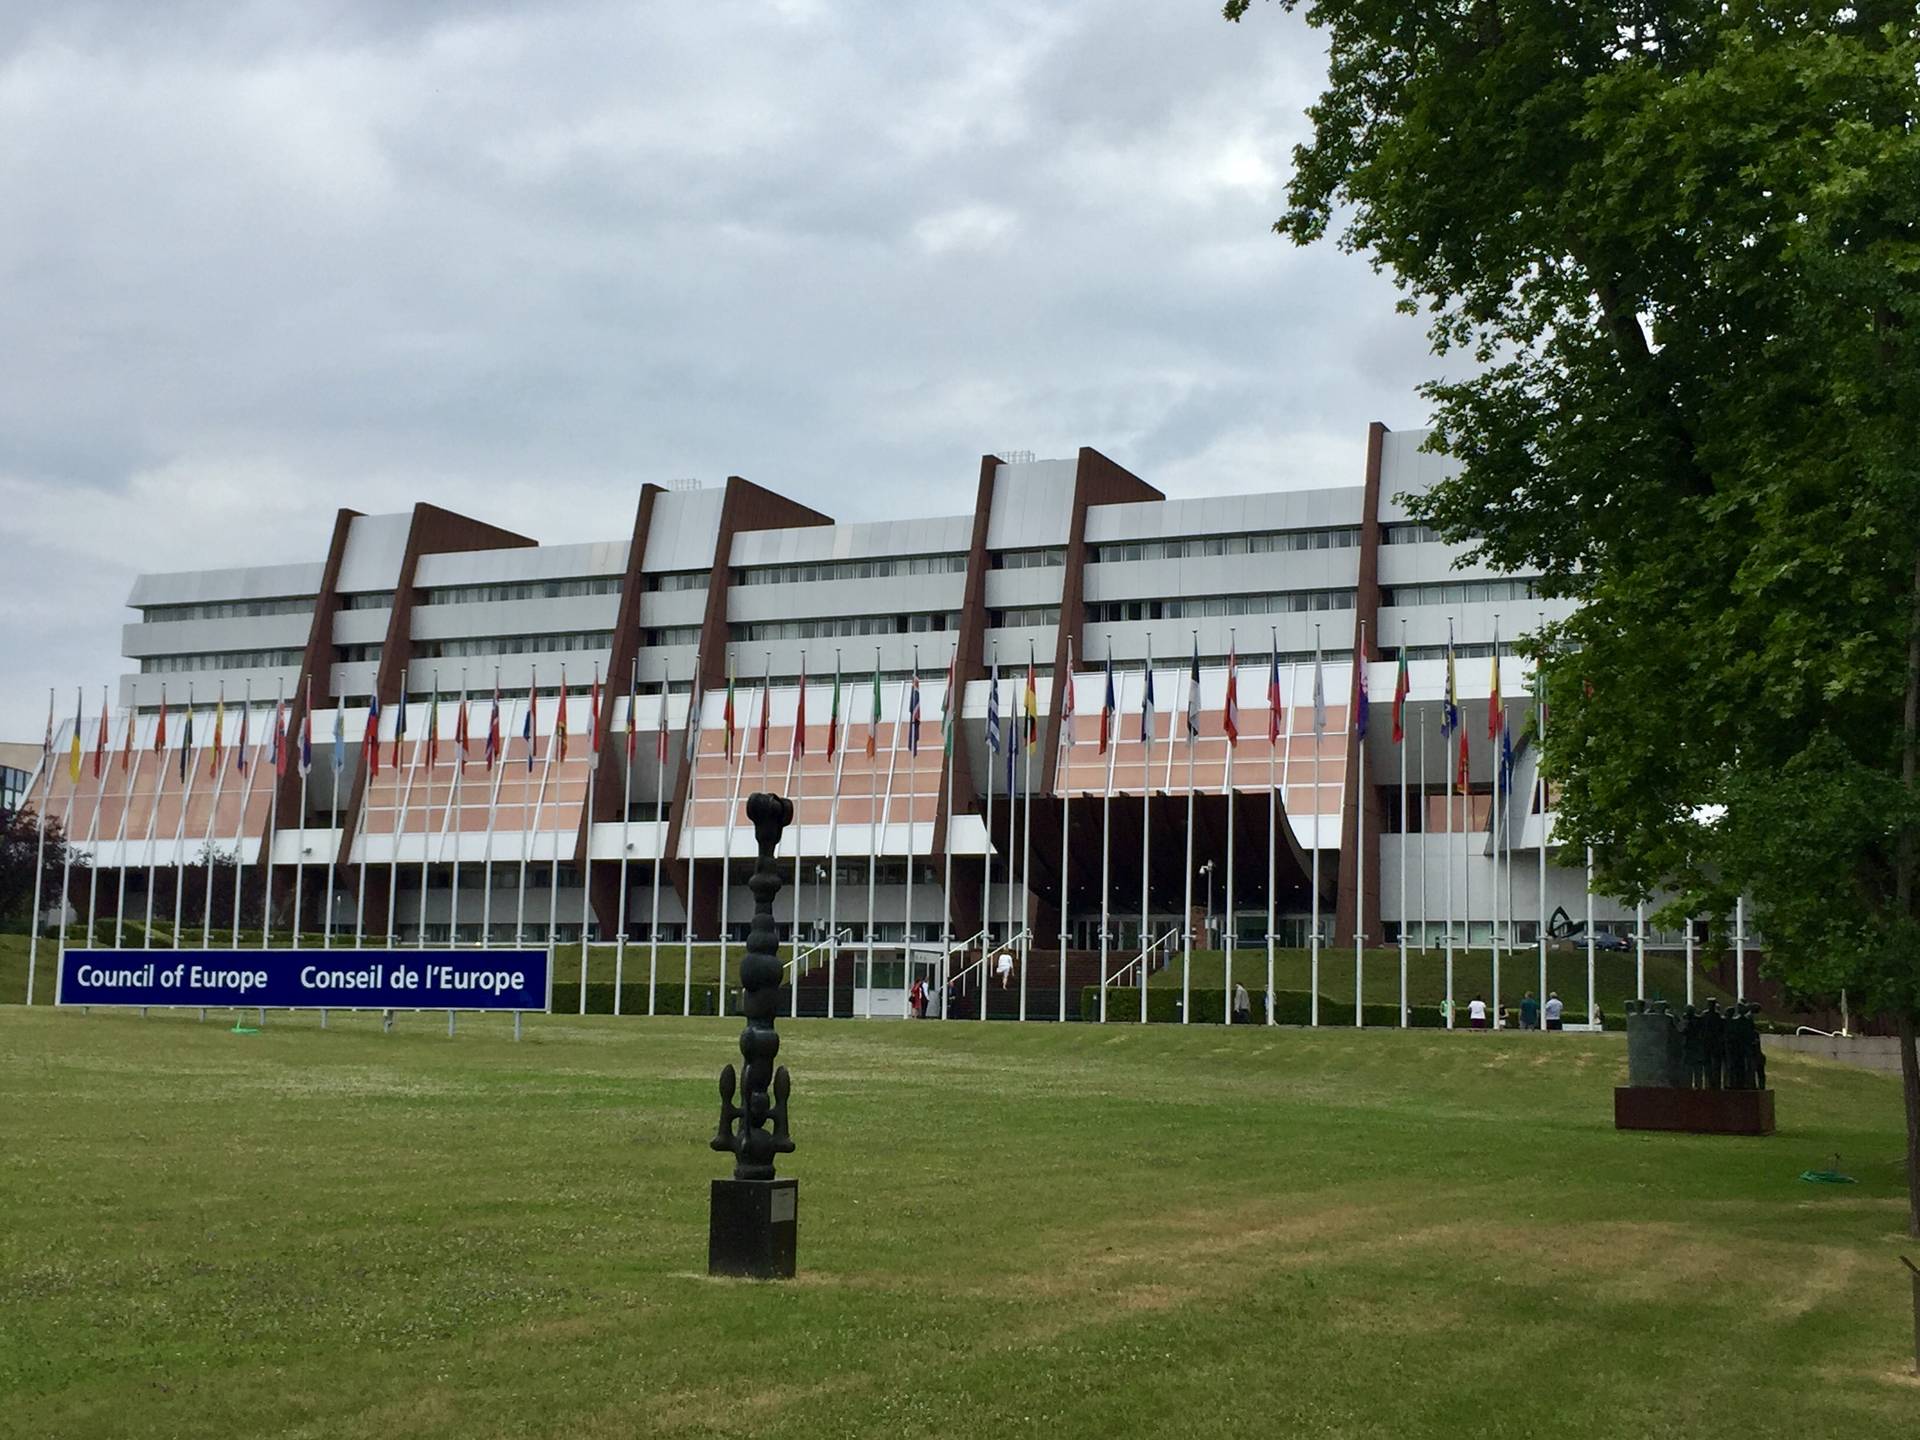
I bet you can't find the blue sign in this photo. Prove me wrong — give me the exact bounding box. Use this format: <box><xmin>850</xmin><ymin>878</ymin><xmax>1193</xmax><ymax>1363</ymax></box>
<box><xmin>57</xmin><ymin>949</ymin><xmax>551</xmax><ymax>1012</ymax></box>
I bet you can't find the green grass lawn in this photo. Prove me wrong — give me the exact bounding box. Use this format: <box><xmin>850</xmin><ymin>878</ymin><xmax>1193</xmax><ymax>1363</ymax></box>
<box><xmin>0</xmin><ymin>1006</ymin><xmax>1913</xmax><ymax>1439</ymax></box>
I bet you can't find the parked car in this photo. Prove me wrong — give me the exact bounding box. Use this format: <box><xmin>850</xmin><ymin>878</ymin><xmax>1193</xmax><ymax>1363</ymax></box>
<box><xmin>1589</xmin><ymin>932</ymin><xmax>1632</xmax><ymax>952</ymax></box>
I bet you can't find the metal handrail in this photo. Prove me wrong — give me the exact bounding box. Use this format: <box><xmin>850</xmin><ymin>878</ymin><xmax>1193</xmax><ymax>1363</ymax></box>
<box><xmin>1104</xmin><ymin>930</ymin><xmax>1177</xmax><ymax>989</ymax></box>
<box><xmin>785</xmin><ymin>929</ymin><xmax>854</xmax><ymax>979</ymax></box>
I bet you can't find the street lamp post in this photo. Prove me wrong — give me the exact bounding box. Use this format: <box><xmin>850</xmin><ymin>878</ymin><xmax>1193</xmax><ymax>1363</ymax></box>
<box><xmin>1199</xmin><ymin>860</ymin><xmax>1215</xmax><ymax>951</ymax></box>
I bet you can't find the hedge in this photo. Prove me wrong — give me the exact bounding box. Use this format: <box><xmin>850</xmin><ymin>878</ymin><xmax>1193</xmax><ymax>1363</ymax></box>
<box><xmin>1079</xmin><ymin>986</ymin><xmax>1447</xmax><ymax>1028</ymax></box>
<box><xmin>548</xmin><ymin>982</ymin><xmax>726</xmax><ymax>1016</ymax></box>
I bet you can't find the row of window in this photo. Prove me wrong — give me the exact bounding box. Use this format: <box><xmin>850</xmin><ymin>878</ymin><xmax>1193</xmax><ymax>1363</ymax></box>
<box><xmin>647</xmin><ymin>570</ymin><xmax>711</xmax><ymax>592</ymax></box>
<box><xmin>1382</xmin><ymin>643</ymin><xmax>1497</xmax><ymax>662</ymax></box>
<box><xmin>1091</xmin><ymin>589</ymin><xmax>1356</xmax><ymax>624</ymax></box>
<box><xmin>140</xmin><ymin>596</ymin><xmax>315</xmax><ymax>624</ymax></box>
<box><xmin>733</xmin><ymin>554</ymin><xmax>968</xmax><ymax>586</ymax></box>
<box><xmin>1382</xmin><ymin>523</ymin><xmax>1444</xmax><ymax>545</ymax></box>
<box><xmin>140</xmin><ymin>647</ymin><xmax>305</xmax><ymax>674</ymax></box>
<box><xmin>1090</xmin><ymin>528</ymin><xmax>1362</xmax><ymax>564</ymax></box>
<box><xmin>339</xmin><ymin>592</ymin><xmax>395</xmax><ymax>611</ymax></box>
<box><xmin>1381</xmin><ymin>578</ymin><xmax>1546</xmax><ymax>608</ymax></box>
<box><xmin>987</xmin><ymin>607</ymin><xmax>1062</xmax><ymax>628</ymax></box>
<box><xmin>417</xmin><ymin>577</ymin><xmax>621</xmax><ymax>606</ymax></box>
<box><xmin>732</xmin><ymin>612</ymin><xmax>958</xmax><ymax>642</ymax></box>
<box><xmin>991</xmin><ymin>547</ymin><xmax>1065</xmax><ymax>570</ymax></box>
<box><xmin>642</xmin><ymin>626</ymin><xmax>703</xmax><ymax>648</ymax></box>
<box><xmin>335</xmin><ymin>644</ymin><xmax>384</xmax><ymax>664</ymax></box>
<box><xmin>417</xmin><ymin>630</ymin><xmax>615</xmax><ymax>660</ymax></box>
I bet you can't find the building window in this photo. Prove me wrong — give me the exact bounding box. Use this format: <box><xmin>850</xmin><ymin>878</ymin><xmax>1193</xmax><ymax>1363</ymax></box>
<box><xmin>1090</xmin><ymin>589</ymin><xmax>1355</xmax><ymax>623</ymax></box>
<box><xmin>987</xmin><ymin>606</ymin><xmax>1063</xmax><ymax>628</ymax></box>
<box><xmin>416</xmin><ymin>576</ymin><xmax>621</xmax><ymax>605</ymax></box>
<box><xmin>338</xmin><ymin>592</ymin><xmax>395</xmax><ymax>611</ymax></box>
<box><xmin>140</xmin><ymin>647</ymin><xmax>305</xmax><ymax>674</ymax></box>
<box><xmin>334</xmin><ymin>643</ymin><xmax>384</xmax><ymax>664</ymax></box>
<box><xmin>417</xmin><ymin>630</ymin><xmax>615</xmax><ymax>659</ymax></box>
<box><xmin>732</xmin><ymin>554</ymin><xmax>967</xmax><ymax>587</ymax></box>
<box><xmin>140</xmin><ymin>596</ymin><xmax>316</xmax><ymax>623</ymax></box>
<box><xmin>642</xmin><ymin>626</ymin><xmax>703</xmax><ymax>647</ymax></box>
<box><xmin>1089</xmin><ymin>528</ymin><xmax>1361</xmax><ymax>563</ymax></box>
<box><xmin>990</xmin><ymin>548</ymin><xmax>1065</xmax><ymax>570</ymax></box>
<box><xmin>647</xmin><ymin>571</ymin><xmax>711</xmax><ymax>592</ymax></box>
<box><xmin>1380</xmin><ymin>578</ymin><xmax>1544</xmax><ymax>608</ymax></box>
<box><xmin>1382</xmin><ymin>523</ymin><xmax>1443</xmax><ymax>545</ymax></box>
<box><xmin>732</xmin><ymin>612</ymin><xmax>957</xmax><ymax>642</ymax></box>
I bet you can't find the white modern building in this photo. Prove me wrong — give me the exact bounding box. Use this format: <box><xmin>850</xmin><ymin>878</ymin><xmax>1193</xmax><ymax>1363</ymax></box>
<box><xmin>33</xmin><ymin>424</ymin><xmax>1668</xmax><ymax>1016</ymax></box>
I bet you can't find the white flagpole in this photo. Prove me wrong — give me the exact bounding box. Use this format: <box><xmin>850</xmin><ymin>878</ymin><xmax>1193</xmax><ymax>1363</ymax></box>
<box><xmin>644</xmin><ymin>663</ymin><xmax>666</xmax><ymax>1015</ymax></box>
<box><xmin>870</xmin><ymin>659</ymin><xmax>904</xmax><ymax>1019</ymax></box>
<box><xmin>353</xmin><ymin>705</ymin><xmax>377</xmax><ymax>950</ymax></box>
<box><xmin>580</xmin><ymin>665</ymin><xmax>599</xmax><ymax>1012</ymax></box>
<box><xmin>1021</xmin><ymin>662</ymin><xmax>1033</xmax><ymax>1024</ymax></box>
<box><xmin>615</xmin><ymin>660</ymin><xmax>634</xmax><ymax>1012</ymax></box>
<box><xmin>981</xmin><ymin>648</ymin><xmax>996</xmax><ymax>1022</ymax></box>
<box><xmin>421</xmin><ymin>677</ymin><xmax>442</xmax><ymax>947</ymax></box>
<box><xmin>196</xmin><ymin>692</ymin><xmax>234</xmax><ymax>947</ymax></box>
<box><xmin>1225</xmin><ymin>636</ymin><xmax>1237</xmax><ymax>1026</ymax></box>
<box><xmin>938</xmin><ymin>646</ymin><xmax>955</xmax><ymax>1018</ymax></box>
<box><xmin>1420</xmin><ymin>691</ymin><xmax>1430</xmax><ymax>955</ymax></box>
<box><xmin>1490</xmin><ymin>622</ymin><xmax>1502</xmax><ymax>1027</ymax></box>
<box><xmin>1535</xmin><ymin>637</ymin><xmax>1548</xmax><ymax>1029</ymax></box>
<box><xmin>81</xmin><ymin>693</ymin><xmax>119</xmax><ymax>951</ymax></box>
<box><xmin>1441</xmin><ymin>703</ymin><xmax>1452</xmax><ymax>1026</ymax></box>
<box><xmin>293</xmin><ymin>687</ymin><xmax>311</xmax><ymax>948</ymax></box>
<box><xmin>1636</xmin><ymin>898</ymin><xmax>1647</xmax><ymax>998</ymax></box>
<box><xmin>27</xmin><ymin>691</ymin><xmax>55</xmax><ymax>1000</ymax></box>
<box><xmin>1004</xmin><ymin>680</ymin><xmax>1017</xmax><ymax>999</ymax></box>
<box><xmin>390</xmin><ymin>696</ymin><xmax>423</xmax><ymax>947</ymax></box>
<box><xmin>788</xmin><ymin>655</ymin><xmax>808</xmax><ymax>1018</ymax></box>
<box><xmin>1734</xmin><ymin>894</ymin><xmax>1745</xmax><ymax>1002</ymax></box>
<box><xmin>140</xmin><ymin>690</ymin><xmax>168</xmax><ymax>950</ymax></box>
<box><xmin>1266</xmin><ymin>638</ymin><xmax>1278</xmax><ymax>1026</ymax></box>
<box><xmin>110</xmin><ymin>703</ymin><xmax>141</xmax><ymax>949</ymax></box>
<box><xmin>1684</xmin><ymin>901</ymin><xmax>1695</xmax><ymax>1007</ymax></box>
<box><xmin>1098</xmin><ymin>659</ymin><xmax>1119</xmax><ymax>1024</ymax></box>
<box><xmin>1356</xmin><ymin>621</ymin><xmax>1367</xmax><ymax>1029</ymax></box>
<box><xmin>325</xmin><ymin>700</ymin><xmax>340</xmax><ymax>950</ymax></box>
<box><xmin>683</xmin><ymin>659</ymin><xmax>706</xmax><ymax>1017</ymax></box>
<box><xmin>447</xmin><ymin>671</ymin><xmax>466</xmax><ymax>949</ymax></box>
<box><xmin>905</xmin><ymin>655</ymin><xmax>919</xmax><ymax>1019</ymax></box>
<box><xmin>1399</xmin><ymin>631</ymin><xmax>1409</xmax><ymax>1027</ymax></box>
<box><xmin>1585</xmin><ymin>845</ymin><xmax>1596</xmax><ymax>1023</ymax></box>
<box><xmin>516</xmin><ymin>672</ymin><xmax>546</xmax><ymax>945</ymax></box>
<box><xmin>168</xmin><ymin>686</ymin><xmax>200</xmax><ymax>950</ymax></box>
<box><xmin>1311</xmin><ymin>626</ymin><xmax>1323</xmax><ymax>1027</ymax></box>
<box><xmin>1141</xmin><ymin>644</ymin><xmax>1154</xmax><ymax>1027</ymax></box>
<box><xmin>1058</xmin><ymin>643</ymin><xmax>1073</xmax><ymax>1025</ymax></box>
<box><xmin>1179</xmin><ymin>643</ymin><xmax>1195</xmax><ymax>1026</ymax></box>
<box><xmin>1280</xmin><ymin>657</ymin><xmax>1301</xmax><ymax>1005</ymax></box>
<box><xmin>827</xmin><ymin>651</ymin><xmax>846</xmax><ymax>1020</ymax></box>
<box><xmin>229</xmin><ymin>687</ymin><xmax>265</xmax><ymax>946</ymax></box>
<box><xmin>719</xmin><ymin>660</ymin><xmax>760</xmax><ymax>1016</ymax></box>
<box><xmin>547</xmin><ymin>678</ymin><xmax>567</xmax><ymax>963</ymax></box>
<box><xmin>480</xmin><ymin>680</ymin><xmax>513</xmax><ymax>949</ymax></box>
<box><xmin>57</xmin><ymin>694</ymin><xmax>82</xmax><ymax>960</ymax></box>
<box><xmin>261</xmin><ymin>688</ymin><xmax>284</xmax><ymax>947</ymax></box>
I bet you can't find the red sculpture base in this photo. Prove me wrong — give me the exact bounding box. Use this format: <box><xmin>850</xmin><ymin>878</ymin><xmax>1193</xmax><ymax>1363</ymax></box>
<box><xmin>1614</xmin><ymin>1086</ymin><xmax>1775</xmax><ymax>1136</ymax></box>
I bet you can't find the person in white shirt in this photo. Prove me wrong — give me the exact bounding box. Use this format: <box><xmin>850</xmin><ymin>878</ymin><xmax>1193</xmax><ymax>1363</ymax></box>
<box><xmin>1467</xmin><ymin>995</ymin><xmax>1490</xmax><ymax>1030</ymax></box>
<box><xmin>995</xmin><ymin>950</ymin><xmax>1015</xmax><ymax>989</ymax></box>
<box><xmin>1544</xmin><ymin>992</ymin><xmax>1565</xmax><ymax>1031</ymax></box>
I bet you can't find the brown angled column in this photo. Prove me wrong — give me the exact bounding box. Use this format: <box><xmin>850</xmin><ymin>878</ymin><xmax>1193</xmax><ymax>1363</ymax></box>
<box><xmin>1334</xmin><ymin>422</ymin><xmax>1388</xmax><ymax>947</ymax></box>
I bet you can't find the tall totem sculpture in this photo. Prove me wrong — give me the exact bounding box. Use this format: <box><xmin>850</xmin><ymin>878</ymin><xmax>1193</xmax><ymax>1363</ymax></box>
<box><xmin>707</xmin><ymin>792</ymin><xmax>799</xmax><ymax>1277</ymax></box>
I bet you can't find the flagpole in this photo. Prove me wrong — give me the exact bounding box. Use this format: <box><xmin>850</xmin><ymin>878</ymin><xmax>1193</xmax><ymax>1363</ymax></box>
<box><xmin>1057</xmin><ymin>641</ymin><xmax>1073</xmax><ymax>1025</ymax></box>
<box><xmin>353</xmin><ymin>701</ymin><xmax>377</xmax><ymax>950</ymax></box>
<box><xmin>870</xmin><ymin>655</ymin><xmax>904</xmax><ymax>1019</ymax></box>
<box><xmin>982</xmin><ymin>648</ymin><xmax>996</xmax><ymax>1022</ymax></box>
<box><xmin>1585</xmin><ymin>845</ymin><xmax>1596</xmax><ymax>1023</ymax></box>
<box><xmin>906</xmin><ymin>655</ymin><xmax>922</xmax><ymax>1018</ymax></box>
<box><xmin>81</xmin><ymin>691</ymin><xmax>119</xmax><ymax>950</ymax></box>
<box><xmin>580</xmin><ymin>664</ymin><xmax>599</xmax><ymax>1013</ymax></box>
<box><xmin>390</xmin><ymin>694</ymin><xmax>422</xmax><ymax>948</ymax></box>
<box><xmin>325</xmin><ymin>699</ymin><xmax>340</xmax><ymax>949</ymax></box>
<box><xmin>719</xmin><ymin>657</ymin><xmax>762</xmax><ymax>1015</ymax></box>
<box><xmin>1140</xmin><ymin>642</ymin><xmax>1154</xmax><ymax>1028</ymax></box>
<box><xmin>447</xmin><ymin>671</ymin><xmax>466</xmax><ymax>949</ymax></box>
<box><xmin>1535</xmin><ymin>631</ymin><xmax>1548</xmax><ymax>1029</ymax></box>
<box><xmin>170</xmin><ymin>687</ymin><xmax>200</xmax><ymax>950</ymax></box>
<box><xmin>1179</xmin><ymin>640</ymin><xmax>1195</xmax><ymax>1024</ymax></box>
<box><xmin>57</xmin><ymin>691</ymin><xmax>82</xmax><ymax>962</ymax></box>
<box><xmin>547</xmin><ymin>673</ymin><xmax>568</xmax><ymax>965</ymax></box>
<box><xmin>1311</xmin><ymin>627</ymin><xmax>1323</xmax><ymax>1027</ymax></box>
<box><xmin>683</xmin><ymin>658</ymin><xmax>705</xmax><ymax>1017</ymax></box>
<box><xmin>939</xmin><ymin>645</ymin><xmax>956</xmax><ymax>1018</ymax></box>
<box><xmin>480</xmin><ymin>675</ymin><xmax>510</xmax><ymax>948</ymax></box>
<box><xmin>27</xmin><ymin>691</ymin><xmax>55</xmax><ymax>1000</ymax></box>
<box><xmin>645</xmin><ymin>662</ymin><xmax>666</xmax><ymax>1015</ymax></box>
<box><xmin>1098</xmin><ymin>655</ymin><xmax>1118</xmax><ymax>1024</ymax></box>
<box><xmin>1399</xmin><ymin>625</ymin><xmax>1409</xmax><ymax>1027</ymax></box>
<box><xmin>1003</xmin><ymin>674</ymin><xmax>1016</xmax><ymax>1002</ymax></box>
<box><xmin>1490</xmin><ymin>621</ymin><xmax>1502</xmax><ymax>1029</ymax></box>
<box><xmin>140</xmin><ymin>689</ymin><xmax>168</xmax><ymax>951</ymax></box>
<box><xmin>1266</xmin><ymin>637</ymin><xmax>1278</xmax><ymax>1026</ymax></box>
<box><xmin>294</xmin><ymin>682</ymin><xmax>311</xmax><ymax>946</ymax></box>
<box><xmin>827</xmin><ymin>650</ymin><xmax>846</xmax><ymax>1020</ymax></box>
<box><xmin>263</xmin><ymin>687</ymin><xmax>285</xmax><ymax>947</ymax></box>
<box><xmin>1021</xmin><ymin>654</ymin><xmax>1033</xmax><ymax>1024</ymax></box>
<box><xmin>228</xmin><ymin>686</ymin><xmax>263</xmax><ymax>946</ymax></box>
<box><xmin>789</xmin><ymin>653</ymin><xmax>809</xmax><ymax>1020</ymax></box>
<box><xmin>1224</xmin><ymin>634</ymin><xmax>1237</xmax><ymax>1026</ymax></box>
<box><xmin>196</xmin><ymin>690</ymin><xmax>233</xmax><ymax>947</ymax></box>
<box><xmin>1355</xmin><ymin>620</ymin><xmax>1367</xmax><ymax>1029</ymax></box>
<box><xmin>616</xmin><ymin>659</ymin><xmax>635</xmax><ymax>1012</ymax></box>
<box><xmin>109</xmin><ymin>702</ymin><xmax>141</xmax><ymax>949</ymax></box>
<box><xmin>422</xmin><ymin>675</ymin><xmax>441</xmax><ymax>947</ymax></box>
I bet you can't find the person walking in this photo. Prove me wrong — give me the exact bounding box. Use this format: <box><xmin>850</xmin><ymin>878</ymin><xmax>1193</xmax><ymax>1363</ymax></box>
<box><xmin>1544</xmin><ymin>991</ymin><xmax>1564</xmax><ymax>1031</ymax></box>
<box><xmin>1467</xmin><ymin>994</ymin><xmax>1489</xmax><ymax>1031</ymax></box>
<box><xmin>1520</xmin><ymin>991</ymin><xmax>1540</xmax><ymax>1031</ymax></box>
<box><xmin>1232</xmin><ymin>981</ymin><xmax>1251</xmax><ymax>1026</ymax></box>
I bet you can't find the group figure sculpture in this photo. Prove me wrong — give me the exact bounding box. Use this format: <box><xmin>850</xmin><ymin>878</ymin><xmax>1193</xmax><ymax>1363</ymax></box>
<box><xmin>710</xmin><ymin>793</ymin><xmax>797</xmax><ymax>1181</ymax></box>
<box><xmin>1624</xmin><ymin>997</ymin><xmax>1768</xmax><ymax>1092</ymax></box>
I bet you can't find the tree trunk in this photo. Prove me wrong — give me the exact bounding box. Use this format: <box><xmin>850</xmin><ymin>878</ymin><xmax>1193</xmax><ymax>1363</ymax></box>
<box><xmin>1902</xmin><ymin>549</ymin><xmax>1920</xmax><ymax>1237</ymax></box>
<box><xmin>1903</xmin><ymin>1012</ymin><xmax>1920</xmax><ymax>1240</ymax></box>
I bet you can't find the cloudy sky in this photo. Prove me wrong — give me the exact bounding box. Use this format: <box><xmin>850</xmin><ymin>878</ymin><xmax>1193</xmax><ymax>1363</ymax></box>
<box><xmin>0</xmin><ymin>0</ymin><xmax>1445</xmax><ymax>742</ymax></box>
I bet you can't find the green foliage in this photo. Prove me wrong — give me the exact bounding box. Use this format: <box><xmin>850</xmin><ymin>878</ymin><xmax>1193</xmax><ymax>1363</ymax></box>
<box><xmin>1229</xmin><ymin>3</ymin><xmax>1920</xmax><ymax>1028</ymax></box>
<box><xmin>549</xmin><ymin>982</ymin><xmax>722</xmax><ymax>1017</ymax></box>
<box><xmin>1081</xmin><ymin>985</ymin><xmax>1445</xmax><ymax>1027</ymax></box>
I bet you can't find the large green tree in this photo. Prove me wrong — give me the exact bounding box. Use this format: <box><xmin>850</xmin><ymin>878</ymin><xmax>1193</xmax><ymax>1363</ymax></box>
<box><xmin>1228</xmin><ymin>1</ymin><xmax>1920</xmax><ymax>1228</ymax></box>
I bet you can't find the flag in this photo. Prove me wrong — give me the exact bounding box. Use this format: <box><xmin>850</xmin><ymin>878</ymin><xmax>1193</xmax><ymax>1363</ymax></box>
<box><xmin>1141</xmin><ymin>654</ymin><xmax>1156</xmax><ymax>744</ymax></box>
<box><xmin>828</xmin><ymin>663</ymin><xmax>842</xmax><ymax>760</ymax></box>
<box><xmin>42</xmin><ymin>691</ymin><xmax>54</xmax><ymax>773</ymax></box>
<box><xmin>364</xmin><ymin>693</ymin><xmax>382</xmax><ymax>780</ymax></box>
<box><xmin>455</xmin><ymin>690</ymin><xmax>471</xmax><ymax>769</ymax></box>
<box><xmin>626</xmin><ymin>663</ymin><xmax>639</xmax><ymax>766</ymax></box>
<box><xmin>237</xmin><ymin>698</ymin><xmax>251</xmax><ymax>775</ymax></box>
<box><xmin>390</xmin><ymin>691</ymin><xmax>406</xmax><ymax>771</ymax></box>
<box><xmin>655</xmin><ymin>672</ymin><xmax>670</xmax><ymax>765</ymax></box>
<box><xmin>1224</xmin><ymin>643</ymin><xmax>1239</xmax><ymax>747</ymax></box>
<box><xmin>942</xmin><ymin>647</ymin><xmax>959</xmax><ymax>756</ymax></box>
<box><xmin>179</xmin><ymin>700</ymin><xmax>194</xmax><ymax>783</ymax></box>
<box><xmin>554</xmin><ymin>671</ymin><xmax>569</xmax><ymax>762</ymax></box>
<box><xmin>723</xmin><ymin>660</ymin><xmax>737</xmax><ymax>762</ymax></box>
<box><xmin>425</xmin><ymin>684</ymin><xmax>440</xmax><ymax>769</ymax></box>
<box><xmin>986</xmin><ymin>658</ymin><xmax>1001</xmax><ymax>761</ymax></box>
<box><xmin>1099</xmin><ymin>649</ymin><xmax>1115</xmax><ymax>754</ymax></box>
<box><xmin>300</xmin><ymin>688</ymin><xmax>313</xmax><ymax>778</ymax></box>
<box><xmin>154</xmin><ymin>688</ymin><xmax>168</xmax><ymax>756</ymax></box>
<box><xmin>1312</xmin><ymin>651</ymin><xmax>1326</xmax><ymax>738</ymax></box>
<box><xmin>1488</xmin><ymin>631</ymin><xmax>1504</xmax><ymax>740</ymax></box>
<box><xmin>1005</xmin><ymin>678</ymin><xmax>1016</xmax><ymax>793</ymax></box>
<box><xmin>93</xmin><ymin>692</ymin><xmax>109</xmax><ymax>781</ymax></box>
<box><xmin>907</xmin><ymin>668</ymin><xmax>922</xmax><ymax>756</ymax></box>
<box><xmin>793</xmin><ymin>659</ymin><xmax>808</xmax><ymax>759</ymax></box>
<box><xmin>1442</xmin><ymin>621</ymin><xmax>1460</xmax><ymax>737</ymax></box>
<box><xmin>271</xmin><ymin>699</ymin><xmax>287</xmax><ymax>776</ymax></box>
<box><xmin>1355</xmin><ymin>652</ymin><xmax>1370</xmax><ymax>740</ymax></box>
<box><xmin>755</xmin><ymin>666</ymin><xmax>770</xmax><ymax>761</ymax></box>
<box><xmin>1059</xmin><ymin>649</ymin><xmax>1075</xmax><ymax>750</ymax></box>
<box><xmin>68</xmin><ymin>689</ymin><xmax>82</xmax><ymax>783</ymax></box>
<box><xmin>866</xmin><ymin>661</ymin><xmax>881</xmax><ymax>759</ymax></box>
<box><xmin>1392</xmin><ymin>649</ymin><xmax>1410</xmax><ymax>745</ymax></box>
<box><xmin>1267</xmin><ymin>647</ymin><xmax>1281</xmax><ymax>746</ymax></box>
<box><xmin>523</xmin><ymin>675</ymin><xmax>537</xmax><ymax>772</ymax></box>
<box><xmin>587</xmin><ymin>666</ymin><xmax>602</xmax><ymax>768</ymax></box>
<box><xmin>686</xmin><ymin>672</ymin><xmax>704</xmax><ymax>745</ymax></box>
<box><xmin>1184</xmin><ymin>642</ymin><xmax>1200</xmax><ymax>741</ymax></box>
<box><xmin>332</xmin><ymin>697</ymin><xmax>345</xmax><ymax>776</ymax></box>
<box><xmin>119</xmin><ymin>698</ymin><xmax>133</xmax><ymax>772</ymax></box>
<box><xmin>1023</xmin><ymin>647</ymin><xmax>1038</xmax><ymax>749</ymax></box>
<box><xmin>1500</xmin><ymin>725</ymin><xmax>1514</xmax><ymax>788</ymax></box>
<box><xmin>485</xmin><ymin>684</ymin><xmax>501</xmax><ymax>771</ymax></box>
<box><xmin>1457</xmin><ymin>724</ymin><xmax>1471</xmax><ymax>795</ymax></box>
<box><xmin>208</xmin><ymin>690</ymin><xmax>225</xmax><ymax>777</ymax></box>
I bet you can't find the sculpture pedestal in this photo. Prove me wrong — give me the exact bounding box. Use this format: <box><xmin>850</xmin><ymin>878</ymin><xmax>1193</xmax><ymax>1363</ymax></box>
<box><xmin>709</xmin><ymin>1178</ymin><xmax>798</xmax><ymax>1279</ymax></box>
<box><xmin>1614</xmin><ymin>1087</ymin><xmax>1775</xmax><ymax>1136</ymax></box>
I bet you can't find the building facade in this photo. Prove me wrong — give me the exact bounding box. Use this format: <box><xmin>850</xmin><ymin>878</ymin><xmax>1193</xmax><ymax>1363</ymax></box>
<box><xmin>32</xmin><ymin>423</ymin><xmax>1664</xmax><ymax>1012</ymax></box>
